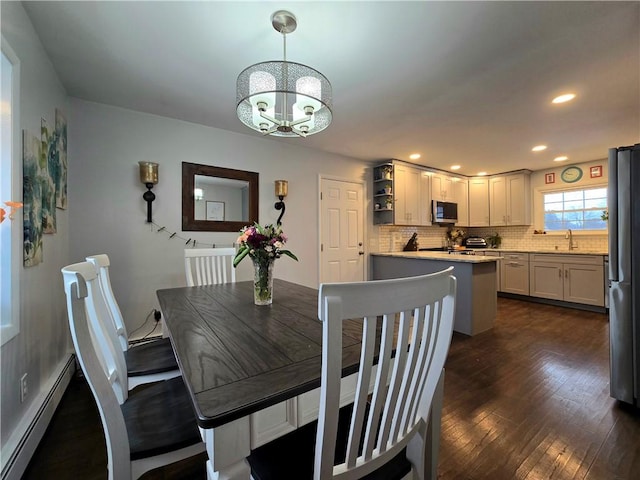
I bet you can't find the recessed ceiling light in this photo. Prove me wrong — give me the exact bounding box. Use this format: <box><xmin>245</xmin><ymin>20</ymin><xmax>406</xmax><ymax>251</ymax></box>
<box><xmin>532</xmin><ymin>145</ymin><xmax>547</xmax><ymax>152</ymax></box>
<box><xmin>477</xmin><ymin>172</ymin><xmax>488</xmax><ymax>176</ymax></box>
<box><xmin>552</xmin><ymin>93</ymin><xmax>576</xmax><ymax>104</ymax></box>
<box><xmin>409</xmin><ymin>153</ymin><xmax>421</xmax><ymax>160</ymax></box>
<box><xmin>451</xmin><ymin>165</ymin><xmax>461</xmax><ymax>170</ymax></box>
<box><xmin>554</xmin><ymin>156</ymin><xmax>569</xmax><ymax>162</ymax></box>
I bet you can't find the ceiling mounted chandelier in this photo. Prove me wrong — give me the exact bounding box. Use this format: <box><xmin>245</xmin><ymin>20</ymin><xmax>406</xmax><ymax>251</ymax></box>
<box><xmin>236</xmin><ymin>10</ymin><xmax>333</xmax><ymax>137</ymax></box>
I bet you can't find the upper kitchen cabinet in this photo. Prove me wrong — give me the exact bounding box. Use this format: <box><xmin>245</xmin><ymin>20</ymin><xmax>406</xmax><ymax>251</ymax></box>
<box><xmin>431</xmin><ymin>172</ymin><xmax>454</xmax><ymax>201</ymax></box>
<box><xmin>394</xmin><ymin>163</ymin><xmax>431</xmax><ymax>225</ymax></box>
<box><xmin>453</xmin><ymin>178</ymin><xmax>469</xmax><ymax>226</ymax></box>
<box><xmin>373</xmin><ymin>162</ymin><xmax>430</xmax><ymax>226</ymax></box>
<box><xmin>468</xmin><ymin>177</ymin><xmax>490</xmax><ymax>227</ymax></box>
<box><xmin>489</xmin><ymin>171</ymin><xmax>532</xmax><ymax>226</ymax></box>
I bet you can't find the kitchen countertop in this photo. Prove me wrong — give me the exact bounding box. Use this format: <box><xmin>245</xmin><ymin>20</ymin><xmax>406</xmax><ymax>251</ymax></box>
<box><xmin>371</xmin><ymin>251</ymin><xmax>500</xmax><ymax>263</ymax></box>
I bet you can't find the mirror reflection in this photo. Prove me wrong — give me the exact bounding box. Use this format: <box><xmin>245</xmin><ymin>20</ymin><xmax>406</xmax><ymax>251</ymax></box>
<box><xmin>194</xmin><ymin>175</ymin><xmax>249</xmax><ymax>222</ymax></box>
<box><xmin>182</xmin><ymin>162</ymin><xmax>259</xmax><ymax>232</ymax></box>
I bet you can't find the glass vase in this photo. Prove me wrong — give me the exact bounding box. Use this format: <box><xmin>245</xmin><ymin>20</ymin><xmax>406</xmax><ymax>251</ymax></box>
<box><xmin>253</xmin><ymin>259</ymin><xmax>274</xmax><ymax>306</ymax></box>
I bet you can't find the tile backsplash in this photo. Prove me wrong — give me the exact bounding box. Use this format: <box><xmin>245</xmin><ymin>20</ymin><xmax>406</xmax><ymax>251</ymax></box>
<box><xmin>373</xmin><ymin>225</ymin><xmax>608</xmax><ymax>253</ymax></box>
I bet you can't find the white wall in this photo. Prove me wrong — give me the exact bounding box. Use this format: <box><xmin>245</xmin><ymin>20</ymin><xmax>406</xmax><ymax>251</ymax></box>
<box><xmin>0</xmin><ymin>1</ymin><xmax>70</xmax><ymax>449</ymax></box>
<box><xmin>68</xmin><ymin>99</ymin><xmax>370</xmax><ymax>334</ymax></box>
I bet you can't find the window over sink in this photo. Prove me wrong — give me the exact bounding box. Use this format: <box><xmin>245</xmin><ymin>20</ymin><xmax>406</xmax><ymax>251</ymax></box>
<box><xmin>543</xmin><ymin>186</ymin><xmax>607</xmax><ymax>232</ymax></box>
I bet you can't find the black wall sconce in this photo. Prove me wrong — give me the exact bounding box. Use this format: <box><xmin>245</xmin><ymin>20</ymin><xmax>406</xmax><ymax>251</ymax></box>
<box><xmin>274</xmin><ymin>180</ymin><xmax>288</xmax><ymax>225</ymax></box>
<box><xmin>138</xmin><ymin>161</ymin><xmax>159</xmax><ymax>223</ymax></box>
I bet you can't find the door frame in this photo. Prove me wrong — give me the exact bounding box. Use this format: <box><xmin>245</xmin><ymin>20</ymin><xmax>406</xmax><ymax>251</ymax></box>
<box><xmin>317</xmin><ymin>174</ymin><xmax>368</xmax><ymax>286</ymax></box>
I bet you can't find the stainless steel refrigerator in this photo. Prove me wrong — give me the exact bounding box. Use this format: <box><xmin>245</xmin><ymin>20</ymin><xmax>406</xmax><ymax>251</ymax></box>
<box><xmin>608</xmin><ymin>143</ymin><xmax>640</xmax><ymax>406</ymax></box>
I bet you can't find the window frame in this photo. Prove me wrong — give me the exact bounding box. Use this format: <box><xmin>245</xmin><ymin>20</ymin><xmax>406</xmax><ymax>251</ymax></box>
<box><xmin>536</xmin><ymin>183</ymin><xmax>608</xmax><ymax>235</ymax></box>
<box><xmin>1</xmin><ymin>36</ymin><xmax>21</xmax><ymax>346</ymax></box>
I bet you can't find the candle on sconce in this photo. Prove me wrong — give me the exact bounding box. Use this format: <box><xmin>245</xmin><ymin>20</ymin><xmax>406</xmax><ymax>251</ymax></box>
<box><xmin>274</xmin><ymin>180</ymin><xmax>288</xmax><ymax>198</ymax></box>
<box><xmin>139</xmin><ymin>161</ymin><xmax>159</xmax><ymax>186</ymax></box>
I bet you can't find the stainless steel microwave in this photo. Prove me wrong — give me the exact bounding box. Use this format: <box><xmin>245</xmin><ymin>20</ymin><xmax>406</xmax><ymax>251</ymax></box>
<box><xmin>432</xmin><ymin>200</ymin><xmax>458</xmax><ymax>224</ymax></box>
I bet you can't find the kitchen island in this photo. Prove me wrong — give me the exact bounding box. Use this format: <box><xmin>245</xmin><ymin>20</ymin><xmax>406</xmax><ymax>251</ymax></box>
<box><xmin>371</xmin><ymin>251</ymin><xmax>500</xmax><ymax>336</ymax></box>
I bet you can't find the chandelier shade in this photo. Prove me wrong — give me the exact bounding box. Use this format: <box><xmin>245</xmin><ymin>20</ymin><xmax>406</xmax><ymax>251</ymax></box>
<box><xmin>236</xmin><ymin>11</ymin><xmax>333</xmax><ymax>138</ymax></box>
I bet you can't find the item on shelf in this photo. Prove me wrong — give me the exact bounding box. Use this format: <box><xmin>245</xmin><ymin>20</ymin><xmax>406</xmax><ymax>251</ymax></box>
<box><xmin>380</xmin><ymin>165</ymin><xmax>393</xmax><ymax>179</ymax></box>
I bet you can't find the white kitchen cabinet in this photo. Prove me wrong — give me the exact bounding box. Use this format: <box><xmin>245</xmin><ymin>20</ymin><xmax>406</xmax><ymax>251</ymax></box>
<box><xmin>468</xmin><ymin>177</ymin><xmax>490</xmax><ymax>227</ymax></box>
<box><xmin>528</xmin><ymin>262</ymin><xmax>564</xmax><ymax>300</ymax></box>
<box><xmin>453</xmin><ymin>178</ymin><xmax>469</xmax><ymax>226</ymax></box>
<box><xmin>489</xmin><ymin>172</ymin><xmax>531</xmax><ymax>226</ymax></box>
<box><xmin>418</xmin><ymin>170</ymin><xmax>432</xmax><ymax>225</ymax></box>
<box><xmin>381</xmin><ymin>162</ymin><xmax>430</xmax><ymax>226</ymax></box>
<box><xmin>529</xmin><ymin>254</ymin><xmax>604</xmax><ymax>306</ymax></box>
<box><xmin>431</xmin><ymin>172</ymin><xmax>454</xmax><ymax>202</ymax></box>
<box><xmin>501</xmin><ymin>252</ymin><xmax>529</xmax><ymax>295</ymax></box>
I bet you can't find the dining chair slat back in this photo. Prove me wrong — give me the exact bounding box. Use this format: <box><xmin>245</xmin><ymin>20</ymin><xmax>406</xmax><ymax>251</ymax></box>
<box><xmin>86</xmin><ymin>254</ymin><xmax>129</xmax><ymax>351</ymax></box>
<box><xmin>61</xmin><ymin>262</ymin><xmax>204</xmax><ymax>480</ymax></box>
<box><xmin>62</xmin><ymin>262</ymin><xmax>129</xmax><ymax>404</ymax></box>
<box><xmin>85</xmin><ymin>254</ymin><xmax>180</xmax><ymax>389</ymax></box>
<box><xmin>184</xmin><ymin>247</ymin><xmax>236</xmax><ymax>286</ymax></box>
<box><xmin>315</xmin><ymin>267</ymin><xmax>456</xmax><ymax>480</ymax></box>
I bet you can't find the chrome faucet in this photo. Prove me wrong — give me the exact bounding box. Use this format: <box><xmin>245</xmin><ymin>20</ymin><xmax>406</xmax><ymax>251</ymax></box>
<box><xmin>565</xmin><ymin>229</ymin><xmax>576</xmax><ymax>250</ymax></box>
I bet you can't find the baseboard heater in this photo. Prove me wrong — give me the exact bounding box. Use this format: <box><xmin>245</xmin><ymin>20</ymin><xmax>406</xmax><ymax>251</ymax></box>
<box><xmin>1</xmin><ymin>354</ymin><xmax>76</xmax><ymax>480</ymax></box>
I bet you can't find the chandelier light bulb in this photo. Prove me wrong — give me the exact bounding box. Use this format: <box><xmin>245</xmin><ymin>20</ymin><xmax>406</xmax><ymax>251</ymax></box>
<box><xmin>295</xmin><ymin>76</ymin><xmax>322</xmax><ymax>113</ymax></box>
<box><xmin>292</xmin><ymin>103</ymin><xmax>315</xmax><ymax>134</ymax></box>
<box><xmin>248</xmin><ymin>71</ymin><xmax>276</xmax><ymax>110</ymax></box>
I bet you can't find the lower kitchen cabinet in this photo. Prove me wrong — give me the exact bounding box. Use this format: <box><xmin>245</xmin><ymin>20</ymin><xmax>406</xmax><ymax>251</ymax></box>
<box><xmin>483</xmin><ymin>250</ymin><xmax>502</xmax><ymax>292</ymax></box>
<box><xmin>529</xmin><ymin>254</ymin><xmax>604</xmax><ymax>307</ymax></box>
<box><xmin>501</xmin><ymin>252</ymin><xmax>529</xmax><ymax>295</ymax></box>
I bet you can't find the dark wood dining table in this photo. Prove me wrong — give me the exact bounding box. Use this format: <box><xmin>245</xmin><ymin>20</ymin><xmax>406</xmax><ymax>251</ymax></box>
<box><xmin>157</xmin><ymin>278</ymin><xmax>443</xmax><ymax>480</ymax></box>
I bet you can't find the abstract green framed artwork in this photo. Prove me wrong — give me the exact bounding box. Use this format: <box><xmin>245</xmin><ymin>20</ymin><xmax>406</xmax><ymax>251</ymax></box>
<box><xmin>23</xmin><ymin>130</ymin><xmax>43</xmax><ymax>266</ymax></box>
<box><xmin>40</xmin><ymin>118</ymin><xmax>56</xmax><ymax>233</ymax></box>
<box><xmin>55</xmin><ymin>109</ymin><xmax>67</xmax><ymax>209</ymax></box>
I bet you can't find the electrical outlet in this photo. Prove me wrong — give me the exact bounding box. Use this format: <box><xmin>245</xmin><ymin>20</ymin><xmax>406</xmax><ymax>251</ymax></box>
<box><xmin>20</xmin><ymin>373</ymin><xmax>28</xmax><ymax>403</ymax></box>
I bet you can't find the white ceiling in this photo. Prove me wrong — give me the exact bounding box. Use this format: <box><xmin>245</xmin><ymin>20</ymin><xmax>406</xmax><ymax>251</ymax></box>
<box><xmin>22</xmin><ymin>1</ymin><xmax>640</xmax><ymax>175</ymax></box>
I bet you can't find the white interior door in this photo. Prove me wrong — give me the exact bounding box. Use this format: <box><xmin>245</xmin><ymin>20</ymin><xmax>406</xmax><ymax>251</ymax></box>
<box><xmin>320</xmin><ymin>178</ymin><xmax>365</xmax><ymax>284</ymax></box>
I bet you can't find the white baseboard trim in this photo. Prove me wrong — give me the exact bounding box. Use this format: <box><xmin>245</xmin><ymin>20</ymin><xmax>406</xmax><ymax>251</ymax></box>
<box><xmin>1</xmin><ymin>354</ymin><xmax>76</xmax><ymax>480</ymax></box>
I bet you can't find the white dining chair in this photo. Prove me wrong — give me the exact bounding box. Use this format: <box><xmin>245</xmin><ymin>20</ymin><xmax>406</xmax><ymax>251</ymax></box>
<box><xmin>85</xmin><ymin>254</ymin><xmax>180</xmax><ymax>389</ymax></box>
<box><xmin>184</xmin><ymin>247</ymin><xmax>236</xmax><ymax>286</ymax></box>
<box><xmin>61</xmin><ymin>262</ymin><xmax>205</xmax><ymax>480</ymax></box>
<box><xmin>248</xmin><ymin>267</ymin><xmax>457</xmax><ymax>480</ymax></box>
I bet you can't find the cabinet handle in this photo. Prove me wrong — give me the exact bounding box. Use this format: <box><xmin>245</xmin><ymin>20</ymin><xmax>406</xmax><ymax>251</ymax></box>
<box><xmin>558</xmin><ymin>269</ymin><xmax>562</xmax><ymax>278</ymax></box>
<box><xmin>565</xmin><ymin>269</ymin><xmax>568</xmax><ymax>278</ymax></box>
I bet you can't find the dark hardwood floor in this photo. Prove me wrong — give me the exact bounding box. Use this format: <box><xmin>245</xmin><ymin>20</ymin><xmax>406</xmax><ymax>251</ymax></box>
<box><xmin>22</xmin><ymin>298</ymin><xmax>639</xmax><ymax>479</ymax></box>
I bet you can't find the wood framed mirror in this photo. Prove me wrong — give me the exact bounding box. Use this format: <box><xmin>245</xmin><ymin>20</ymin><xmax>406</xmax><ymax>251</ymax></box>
<box><xmin>182</xmin><ymin>162</ymin><xmax>259</xmax><ymax>232</ymax></box>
